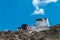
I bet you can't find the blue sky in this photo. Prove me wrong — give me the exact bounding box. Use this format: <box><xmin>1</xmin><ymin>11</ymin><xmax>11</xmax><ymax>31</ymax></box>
<box><xmin>0</xmin><ymin>0</ymin><xmax>60</xmax><ymax>31</ymax></box>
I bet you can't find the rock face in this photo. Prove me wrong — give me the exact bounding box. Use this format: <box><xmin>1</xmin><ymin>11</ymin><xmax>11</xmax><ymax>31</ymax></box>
<box><xmin>0</xmin><ymin>24</ymin><xmax>60</xmax><ymax>40</ymax></box>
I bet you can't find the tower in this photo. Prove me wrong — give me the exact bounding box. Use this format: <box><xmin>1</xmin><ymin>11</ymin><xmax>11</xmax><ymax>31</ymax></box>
<box><xmin>36</xmin><ymin>18</ymin><xmax>43</xmax><ymax>27</ymax></box>
<box><xmin>35</xmin><ymin>18</ymin><xmax>50</xmax><ymax>28</ymax></box>
<box><xmin>29</xmin><ymin>18</ymin><xmax>50</xmax><ymax>32</ymax></box>
<box><xmin>43</xmin><ymin>18</ymin><xmax>50</xmax><ymax>27</ymax></box>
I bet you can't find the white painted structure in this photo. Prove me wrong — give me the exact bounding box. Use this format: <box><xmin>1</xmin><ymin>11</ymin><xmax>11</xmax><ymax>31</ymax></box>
<box><xmin>29</xmin><ymin>18</ymin><xmax>50</xmax><ymax>32</ymax></box>
<box><xmin>36</xmin><ymin>18</ymin><xmax>50</xmax><ymax>27</ymax></box>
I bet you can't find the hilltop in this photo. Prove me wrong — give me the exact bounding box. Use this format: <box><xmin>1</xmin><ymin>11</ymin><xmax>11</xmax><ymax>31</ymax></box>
<box><xmin>0</xmin><ymin>24</ymin><xmax>60</xmax><ymax>40</ymax></box>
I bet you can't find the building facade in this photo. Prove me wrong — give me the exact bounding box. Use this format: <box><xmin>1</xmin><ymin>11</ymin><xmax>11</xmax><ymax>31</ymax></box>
<box><xmin>29</xmin><ymin>18</ymin><xmax>50</xmax><ymax>32</ymax></box>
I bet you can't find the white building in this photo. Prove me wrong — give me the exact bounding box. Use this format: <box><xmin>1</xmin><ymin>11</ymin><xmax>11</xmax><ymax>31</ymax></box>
<box><xmin>29</xmin><ymin>18</ymin><xmax>50</xmax><ymax>32</ymax></box>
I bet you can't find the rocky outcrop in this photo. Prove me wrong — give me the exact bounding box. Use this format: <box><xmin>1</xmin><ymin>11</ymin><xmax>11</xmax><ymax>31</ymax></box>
<box><xmin>0</xmin><ymin>24</ymin><xmax>60</xmax><ymax>40</ymax></box>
